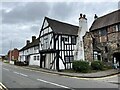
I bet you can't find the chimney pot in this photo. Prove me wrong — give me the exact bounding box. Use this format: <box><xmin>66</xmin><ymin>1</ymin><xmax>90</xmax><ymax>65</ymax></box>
<box><xmin>94</xmin><ymin>14</ymin><xmax>98</xmax><ymax>20</ymax></box>
<box><xmin>83</xmin><ymin>14</ymin><xmax>86</xmax><ymax>19</ymax></box>
<box><xmin>80</xmin><ymin>13</ymin><xmax>82</xmax><ymax>18</ymax></box>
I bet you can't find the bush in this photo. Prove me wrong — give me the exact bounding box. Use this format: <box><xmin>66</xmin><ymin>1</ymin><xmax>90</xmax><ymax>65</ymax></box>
<box><xmin>91</xmin><ymin>61</ymin><xmax>104</xmax><ymax>70</ymax></box>
<box><xmin>73</xmin><ymin>61</ymin><xmax>90</xmax><ymax>73</ymax></box>
<box><xmin>103</xmin><ymin>64</ymin><xmax>113</xmax><ymax>70</ymax></box>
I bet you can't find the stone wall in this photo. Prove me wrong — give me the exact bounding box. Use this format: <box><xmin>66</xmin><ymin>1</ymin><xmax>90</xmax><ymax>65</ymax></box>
<box><xmin>83</xmin><ymin>25</ymin><xmax>120</xmax><ymax>63</ymax></box>
<box><xmin>83</xmin><ymin>32</ymin><xmax>93</xmax><ymax>61</ymax></box>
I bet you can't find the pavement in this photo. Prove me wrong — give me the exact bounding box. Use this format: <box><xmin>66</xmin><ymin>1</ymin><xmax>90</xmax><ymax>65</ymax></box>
<box><xmin>22</xmin><ymin>65</ymin><xmax>120</xmax><ymax>78</ymax></box>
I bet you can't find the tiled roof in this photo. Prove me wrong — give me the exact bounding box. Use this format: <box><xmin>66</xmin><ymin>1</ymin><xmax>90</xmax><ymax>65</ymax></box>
<box><xmin>19</xmin><ymin>37</ymin><xmax>39</xmax><ymax>51</ymax></box>
<box><xmin>45</xmin><ymin>17</ymin><xmax>79</xmax><ymax>35</ymax></box>
<box><xmin>90</xmin><ymin>9</ymin><xmax>120</xmax><ymax>31</ymax></box>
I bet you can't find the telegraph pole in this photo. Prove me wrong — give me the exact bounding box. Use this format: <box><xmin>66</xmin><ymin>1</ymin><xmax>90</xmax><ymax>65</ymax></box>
<box><xmin>9</xmin><ymin>40</ymin><xmax>12</xmax><ymax>62</ymax></box>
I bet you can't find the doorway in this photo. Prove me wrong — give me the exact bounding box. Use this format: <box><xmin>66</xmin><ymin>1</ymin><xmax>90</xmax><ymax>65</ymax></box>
<box><xmin>40</xmin><ymin>54</ymin><xmax>46</xmax><ymax>68</ymax></box>
<box><xmin>113</xmin><ymin>52</ymin><xmax>120</xmax><ymax>68</ymax></box>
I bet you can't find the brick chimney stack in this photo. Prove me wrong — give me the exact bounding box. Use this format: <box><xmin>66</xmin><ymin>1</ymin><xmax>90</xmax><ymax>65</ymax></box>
<box><xmin>32</xmin><ymin>36</ymin><xmax>36</xmax><ymax>42</ymax></box>
<box><xmin>26</xmin><ymin>40</ymin><xmax>30</xmax><ymax>45</ymax></box>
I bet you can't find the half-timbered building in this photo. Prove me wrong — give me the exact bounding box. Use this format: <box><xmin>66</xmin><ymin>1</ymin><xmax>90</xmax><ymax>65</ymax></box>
<box><xmin>39</xmin><ymin>14</ymin><xmax>88</xmax><ymax>71</ymax></box>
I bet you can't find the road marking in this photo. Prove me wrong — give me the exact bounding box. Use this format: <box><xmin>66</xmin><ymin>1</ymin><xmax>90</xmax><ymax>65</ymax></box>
<box><xmin>19</xmin><ymin>73</ymin><xmax>28</xmax><ymax>77</ymax></box>
<box><xmin>0</xmin><ymin>82</ymin><xmax>8</xmax><ymax>90</ymax></box>
<box><xmin>37</xmin><ymin>78</ymin><xmax>69</xmax><ymax>89</ymax></box>
<box><xmin>3</xmin><ymin>68</ymin><xmax>9</xmax><ymax>71</ymax></box>
<box><xmin>92</xmin><ymin>74</ymin><xmax>119</xmax><ymax>80</ymax></box>
<box><xmin>13</xmin><ymin>71</ymin><xmax>28</xmax><ymax>77</ymax></box>
<box><xmin>13</xmin><ymin>71</ymin><xmax>20</xmax><ymax>75</ymax></box>
<box><xmin>19</xmin><ymin>67</ymin><xmax>120</xmax><ymax>81</ymax></box>
<box><xmin>16</xmin><ymin>67</ymin><xmax>57</xmax><ymax>76</ymax></box>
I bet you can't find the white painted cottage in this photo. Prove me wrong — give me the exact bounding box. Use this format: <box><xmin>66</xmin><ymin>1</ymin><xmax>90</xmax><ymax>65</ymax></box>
<box><xmin>19</xmin><ymin>36</ymin><xmax>40</xmax><ymax>66</ymax></box>
<box><xmin>39</xmin><ymin>14</ymin><xmax>88</xmax><ymax>71</ymax></box>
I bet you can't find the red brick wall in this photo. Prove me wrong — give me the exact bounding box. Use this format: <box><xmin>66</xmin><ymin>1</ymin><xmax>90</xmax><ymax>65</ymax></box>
<box><xmin>8</xmin><ymin>49</ymin><xmax>19</xmax><ymax>60</ymax></box>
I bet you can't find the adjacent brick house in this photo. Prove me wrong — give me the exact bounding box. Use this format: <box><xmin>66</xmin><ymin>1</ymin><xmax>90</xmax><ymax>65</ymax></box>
<box><xmin>83</xmin><ymin>9</ymin><xmax>120</xmax><ymax>66</ymax></box>
<box><xmin>8</xmin><ymin>48</ymin><xmax>19</xmax><ymax>61</ymax></box>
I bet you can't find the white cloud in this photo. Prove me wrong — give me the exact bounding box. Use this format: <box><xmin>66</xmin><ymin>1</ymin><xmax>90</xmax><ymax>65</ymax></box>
<box><xmin>1</xmin><ymin>0</ymin><xmax>119</xmax><ymax>2</ymax></box>
<box><xmin>1</xmin><ymin>1</ymin><xmax>119</xmax><ymax>54</ymax></box>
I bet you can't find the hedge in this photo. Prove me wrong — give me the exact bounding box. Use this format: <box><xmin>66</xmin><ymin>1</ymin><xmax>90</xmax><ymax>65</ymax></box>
<box><xmin>91</xmin><ymin>61</ymin><xmax>104</xmax><ymax>70</ymax></box>
<box><xmin>73</xmin><ymin>61</ymin><xmax>90</xmax><ymax>73</ymax></box>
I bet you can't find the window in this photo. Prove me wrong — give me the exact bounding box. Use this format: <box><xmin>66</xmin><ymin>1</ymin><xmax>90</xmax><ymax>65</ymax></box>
<box><xmin>93</xmin><ymin>51</ymin><xmax>101</xmax><ymax>60</ymax></box>
<box><xmin>70</xmin><ymin>56</ymin><xmax>74</xmax><ymax>62</ymax></box>
<box><xmin>113</xmin><ymin>25</ymin><xmax>117</xmax><ymax>31</ymax></box>
<box><xmin>34</xmin><ymin>56</ymin><xmax>36</xmax><ymax>60</ymax></box>
<box><xmin>71</xmin><ymin>36</ymin><xmax>76</xmax><ymax>44</ymax></box>
<box><xmin>37</xmin><ymin>56</ymin><xmax>39</xmax><ymax>60</ymax></box>
<box><xmin>43</xmin><ymin>36</ymin><xmax>49</xmax><ymax>49</ymax></box>
<box><xmin>34</xmin><ymin>46</ymin><xmax>38</xmax><ymax>50</ymax></box>
<box><xmin>65</xmin><ymin>56</ymin><xmax>69</xmax><ymax>63</ymax></box>
<box><xmin>61</xmin><ymin>37</ymin><xmax>68</xmax><ymax>42</ymax></box>
<box><xmin>99</xmin><ymin>28</ymin><xmax>107</xmax><ymax>36</ymax></box>
<box><xmin>65</xmin><ymin>55</ymin><xmax>73</xmax><ymax>63</ymax></box>
<box><xmin>27</xmin><ymin>50</ymin><xmax>28</xmax><ymax>52</ymax></box>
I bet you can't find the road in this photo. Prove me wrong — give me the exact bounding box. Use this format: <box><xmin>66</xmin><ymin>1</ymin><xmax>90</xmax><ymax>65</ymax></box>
<box><xmin>0</xmin><ymin>61</ymin><xmax>119</xmax><ymax>90</ymax></box>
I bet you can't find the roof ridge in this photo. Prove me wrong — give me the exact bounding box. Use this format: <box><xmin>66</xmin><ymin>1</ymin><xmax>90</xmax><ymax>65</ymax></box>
<box><xmin>45</xmin><ymin>17</ymin><xmax>78</xmax><ymax>27</ymax></box>
<box><xmin>19</xmin><ymin>37</ymin><xmax>39</xmax><ymax>51</ymax></box>
<box><xmin>90</xmin><ymin>9</ymin><xmax>120</xmax><ymax>31</ymax></box>
<box><xmin>96</xmin><ymin>9</ymin><xmax>119</xmax><ymax>20</ymax></box>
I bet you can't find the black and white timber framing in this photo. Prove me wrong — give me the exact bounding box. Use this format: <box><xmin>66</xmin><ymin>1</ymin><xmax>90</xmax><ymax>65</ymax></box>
<box><xmin>39</xmin><ymin>17</ymin><xmax>79</xmax><ymax>71</ymax></box>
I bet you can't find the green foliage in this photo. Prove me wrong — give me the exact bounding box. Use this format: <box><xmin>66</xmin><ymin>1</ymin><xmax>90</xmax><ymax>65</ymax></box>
<box><xmin>103</xmin><ymin>64</ymin><xmax>113</xmax><ymax>70</ymax></box>
<box><xmin>73</xmin><ymin>60</ymin><xmax>90</xmax><ymax>73</ymax></box>
<box><xmin>91</xmin><ymin>61</ymin><xmax>104</xmax><ymax>70</ymax></box>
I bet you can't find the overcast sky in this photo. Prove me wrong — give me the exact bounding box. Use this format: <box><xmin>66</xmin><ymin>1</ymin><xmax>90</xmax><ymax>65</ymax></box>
<box><xmin>1</xmin><ymin>0</ymin><xmax>119</xmax><ymax>55</ymax></box>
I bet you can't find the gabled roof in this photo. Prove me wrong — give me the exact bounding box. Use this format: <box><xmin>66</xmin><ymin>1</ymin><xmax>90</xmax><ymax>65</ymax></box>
<box><xmin>8</xmin><ymin>48</ymin><xmax>19</xmax><ymax>54</ymax></box>
<box><xmin>19</xmin><ymin>37</ymin><xmax>39</xmax><ymax>51</ymax></box>
<box><xmin>90</xmin><ymin>9</ymin><xmax>120</xmax><ymax>31</ymax></box>
<box><xmin>45</xmin><ymin>17</ymin><xmax>79</xmax><ymax>35</ymax></box>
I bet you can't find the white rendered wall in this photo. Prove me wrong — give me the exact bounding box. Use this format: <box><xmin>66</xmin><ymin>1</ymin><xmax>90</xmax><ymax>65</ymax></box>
<box><xmin>19</xmin><ymin>46</ymin><xmax>39</xmax><ymax>63</ymax></box>
<box><xmin>29</xmin><ymin>54</ymin><xmax>40</xmax><ymax>66</ymax></box>
<box><xmin>59</xmin><ymin>58</ymin><xmax>65</xmax><ymax>70</ymax></box>
<box><xmin>74</xmin><ymin>17</ymin><xmax>88</xmax><ymax>61</ymax></box>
